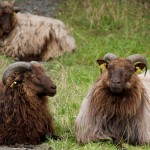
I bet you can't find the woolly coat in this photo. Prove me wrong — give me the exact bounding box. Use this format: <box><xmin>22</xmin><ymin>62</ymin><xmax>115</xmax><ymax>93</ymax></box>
<box><xmin>0</xmin><ymin>63</ymin><xmax>56</xmax><ymax>145</ymax></box>
<box><xmin>0</xmin><ymin>13</ymin><xmax>76</xmax><ymax>61</ymax></box>
<box><xmin>75</xmin><ymin>72</ymin><xmax>150</xmax><ymax>145</ymax></box>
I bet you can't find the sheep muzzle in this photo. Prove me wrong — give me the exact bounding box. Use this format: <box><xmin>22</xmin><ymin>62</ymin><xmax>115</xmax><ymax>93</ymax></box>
<box><xmin>107</xmin><ymin>81</ymin><xmax>123</xmax><ymax>94</ymax></box>
<box><xmin>46</xmin><ymin>84</ymin><xmax>57</xmax><ymax>97</ymax></box>
<box><xmin>37</xmin><ymin>83</ymin><xmax>57</xmax><ymax>98</ymax></box>
<box><xmin>45</xmin><ymin>83</ymin><xmax>57</xmax><ymax>97</ymax></box>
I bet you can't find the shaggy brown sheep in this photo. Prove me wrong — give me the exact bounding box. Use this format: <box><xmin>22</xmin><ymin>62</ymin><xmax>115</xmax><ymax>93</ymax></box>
<box><xmin>0</xmin><ymin>61</ymin><xmax>57</xmax><ymax>145</ymax></box>
<box><xmin>0</xmin><ymin>1</ymin><xmax>76</xmax><ymax>61</ymax></box>
<box><xmin>75</xmin><ymin>53</ymin><xmax>150</xmax><ymax>148</ymax></box>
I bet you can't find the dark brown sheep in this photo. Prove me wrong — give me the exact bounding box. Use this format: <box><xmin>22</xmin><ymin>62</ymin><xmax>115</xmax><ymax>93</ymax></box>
<box><xmin>0</xmin><ymin>1</ymin><xmax>76</xmax><ymax>61</ymax></box>
<box><xmin>75</xmin><ymin>53</ymin><xmax>150</xmax><ymax>148</ymax></box>
<box><xmin>0</xmin><ymin>61</ymin><xmax>57</xmax><ymax>145</ymax></box>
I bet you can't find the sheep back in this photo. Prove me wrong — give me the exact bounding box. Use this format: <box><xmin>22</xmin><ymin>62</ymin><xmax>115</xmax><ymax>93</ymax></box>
<box><xmin>0</xmin><ymin>12</ymin><xmax>76</xmax><ymax>61</ymax></box>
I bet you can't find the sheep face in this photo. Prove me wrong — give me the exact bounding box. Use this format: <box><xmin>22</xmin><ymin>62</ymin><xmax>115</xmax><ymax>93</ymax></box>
<box><xmin>97</xmin><ymin>58</ymin><xmax>146</xmax><ymax>94</ymax></box>
<box><xmin>27</xmin><ymin>64</ymin><xmax>57</xmax><ymax>97</ymax></box>
<box><xmin>106</xmin><ymin>59</ymin><xmax>135</xmax><ymax>93</ymax></box>
<box><xmin>20</xmin><ymin>65</ymin><xmax>57</xmax><ymax>99</ymax></box>
<box><xmin>5</xmin><ymin>63</ymin><xmax>57</xmax><ymax>98</ymax></box>
<box><xmin>0</xmin><ymin>2</ymin><xmax>19</xmax><ymax>36</ymax></box>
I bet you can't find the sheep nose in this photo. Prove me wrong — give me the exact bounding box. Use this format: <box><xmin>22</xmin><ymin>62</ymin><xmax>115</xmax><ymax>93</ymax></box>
<box><xmin>112</xmin><ymin>79</ymin><xmax>121</xmax><ymax>86</ymax></box>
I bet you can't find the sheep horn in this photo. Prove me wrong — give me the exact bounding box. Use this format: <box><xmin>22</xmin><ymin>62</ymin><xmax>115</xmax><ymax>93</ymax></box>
<box><xmin>127</xmin><ymin>54</ymin><xmax>148</xmax><ymax>75</ymax></box>
<box><xmin>127</xmin><ymin>54</ymin><xmax>147</xmax><ymax>65</ymax></box>
<box><xmin>103</xmin><ymin>53</ymin><xmax>118</xmax><ymax>61</ymax></box>
<box><xmin>2</xmin><ymin>62</ymin><xmax>32</xmax><ymax>85</ymax></box>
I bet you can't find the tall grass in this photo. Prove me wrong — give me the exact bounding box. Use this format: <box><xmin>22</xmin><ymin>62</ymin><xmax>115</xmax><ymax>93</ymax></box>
<box><xmin>78</xmin><ymin>0</ymin><xmax>149</xmax><ymax>31</ymax></box>
<box><xmin>56</xmin><ymin>0</ymin><xmax>150</xmax><ymax>60</ymax></box>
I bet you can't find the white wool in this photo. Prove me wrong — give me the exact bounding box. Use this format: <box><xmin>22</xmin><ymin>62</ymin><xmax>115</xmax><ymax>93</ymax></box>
<box><xmin>0</xmin><ymin>12</ymin><xmax>76</xmax><ymax>60</ymax></box>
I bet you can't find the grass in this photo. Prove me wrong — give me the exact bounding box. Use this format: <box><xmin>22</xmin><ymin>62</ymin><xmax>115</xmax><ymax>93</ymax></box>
<box><xmin>0</xmin><ymin>0</ymin><xmax>150</xmax><ymax>149</ymax></box>
<box><xmin>48</xmin><ymin>0</ymin><xmax>150</xmax><ymax>149</ymax></box>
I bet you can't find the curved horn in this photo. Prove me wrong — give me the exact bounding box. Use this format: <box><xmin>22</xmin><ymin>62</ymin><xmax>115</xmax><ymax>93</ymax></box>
<box><xmin>127</xmin><ymin>54</ymin><xmax>147</xmax><ymax>65</ymax></box>
<box><xmin>127</xmin><ymin>54</ymin><xmax>148</xmax><ymax>75</ymax></box>
<box><xmin>103</xmin><ymin>53</ymin><xmax>118</xmax><ymax>61</ymax></box>
<box><xmin>2</xmin><ymin>62</ymin><xmax>32</xmax><ymax>85</ymax></box>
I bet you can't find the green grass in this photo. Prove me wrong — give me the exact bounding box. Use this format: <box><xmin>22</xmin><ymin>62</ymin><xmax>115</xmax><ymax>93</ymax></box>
<box><xmin>0</xmin><ymin>0</ymin><xmax>150</xmax><ymax>149</ymax></box>
<box><xmin>48</xmin><ymin>0</ymin><xmax>150</xmax><ymax>149</ymax></box>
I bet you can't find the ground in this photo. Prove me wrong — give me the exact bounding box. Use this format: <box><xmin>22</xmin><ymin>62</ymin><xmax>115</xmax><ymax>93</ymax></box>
<box><xmin>0</xmin><ymin>144</ymin><xmax>51</xmax><ymax>150</ymax></box>
<box><xmin>16</xmin><ymin>0</ymin><xmax>63</xmax><ymax>17</ymax></box>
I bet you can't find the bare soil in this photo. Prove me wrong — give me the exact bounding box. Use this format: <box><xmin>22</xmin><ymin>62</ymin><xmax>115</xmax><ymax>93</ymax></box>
<box><xmin>0</xmin><ymin>143</ymin><xmax>51</xmax><ymax>150</ymax></box>
<box><xmin>16</xmin><ymin>0</ymin><xmax>63</xmax><ymax>17</ymax></box>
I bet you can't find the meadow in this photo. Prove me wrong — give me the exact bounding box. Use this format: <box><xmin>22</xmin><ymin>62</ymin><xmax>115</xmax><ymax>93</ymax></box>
<box><xmin>0</xmin><ymin>0</ymin><xmax>150</xmax><ymax>149</ymax></box>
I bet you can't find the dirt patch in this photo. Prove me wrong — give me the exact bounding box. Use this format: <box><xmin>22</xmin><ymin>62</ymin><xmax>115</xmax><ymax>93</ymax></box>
<box><xmin>0</xmin><ymin>143</ymin><xmax>52</xmax><ymax>150</ymax></box>
<box><xmin>15</xmin><ymin>0</ymin><xmax>64</xmax><ymax>17</ymax></box>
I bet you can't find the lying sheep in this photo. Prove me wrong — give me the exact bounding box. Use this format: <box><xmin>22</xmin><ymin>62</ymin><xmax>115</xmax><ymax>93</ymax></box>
<box><xmin>0</xmin><ymin>61</ymin><xmax>57</xmax><ymax>145</ymax></box>
<box><xmin>0</xmin><ymin>1</ymin><xmax>76</xmax><ymax>61</ymax></box>
<box><xmin>75</xmin><ymin>53</ymin><xmax>150</xmax><ymax>148</ymax></box>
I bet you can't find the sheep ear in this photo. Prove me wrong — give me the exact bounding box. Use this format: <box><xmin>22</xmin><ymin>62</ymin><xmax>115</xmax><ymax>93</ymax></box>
<box><xmin>13</xmin><ymin>6</ymin><xmax>20</xmax><ymax>13</ymax></box>
<box><xmin>97</xmin><ymin>59</ymin><xmax>108</xmax><ymax>73</ymax></box>
<box><xmin>14</xmin><ymin>75</ymin><xmax>24</xmax><ymax>82</ymax></box>
<box><xmin>135</xmin><ymin>63</ymin><xmax>147</xmax><ymax>74</ymax></box>
<box><xmin>10</xmin><ymin>75</ymin><xmax>24</xmax><ymax>88</ymax></box>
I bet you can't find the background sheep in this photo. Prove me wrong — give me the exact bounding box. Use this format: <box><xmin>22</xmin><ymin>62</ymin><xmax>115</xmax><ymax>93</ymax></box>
<box><xmin>0</xmin><ymin>61</ymin><xmax>57</xmax><ymax>145</ymax></box>
<box><xmin>0</xmin><ymin>1</ymin><xmax>76</xmax><ymax>61</ymax></box>
<box><xmin>75</xmin><ymin>53</ymin><xmax>150</xmax><ymax>148</ymax></box>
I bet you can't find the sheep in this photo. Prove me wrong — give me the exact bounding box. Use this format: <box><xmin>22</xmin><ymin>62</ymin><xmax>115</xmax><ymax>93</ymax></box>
<box><xmin>75</xmin><ymin>53</ymin><xmax>150</xmax><ymax>148</ymax></box>
<box><xmin>0</xmin><ymin>61</ymin><xmax>58</xmax><ymax>145</ymax></box>
<box><xmin>0</xmin><ymin>1</ymin><xmax>76</xmax><ymax>61</ymax></box>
